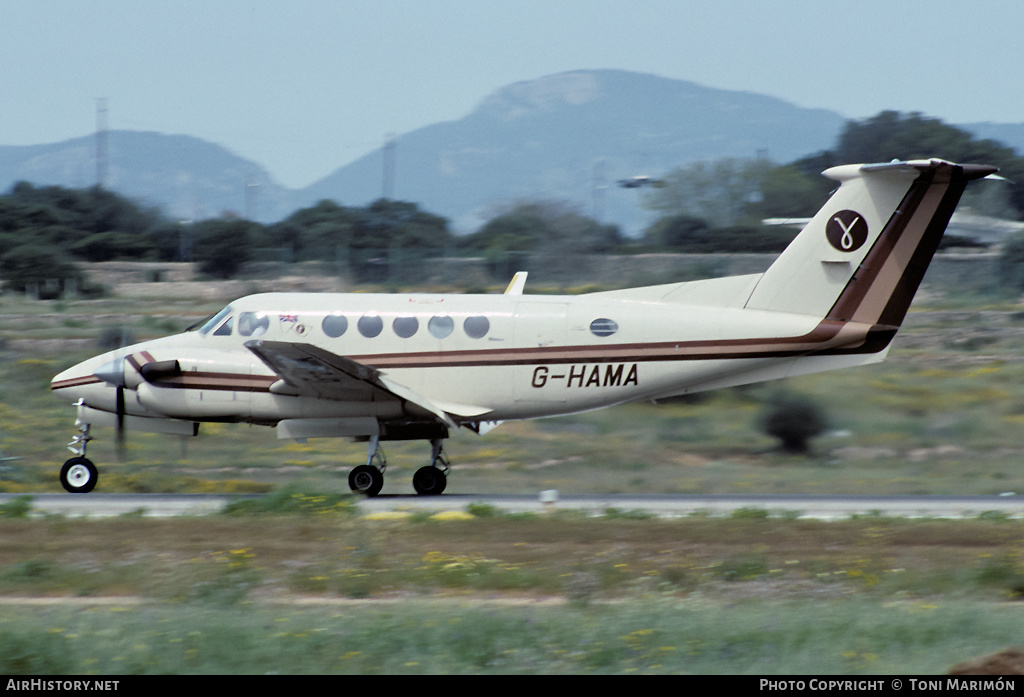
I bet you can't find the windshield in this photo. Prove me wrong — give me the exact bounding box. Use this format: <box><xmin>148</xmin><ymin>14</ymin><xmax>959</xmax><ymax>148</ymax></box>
<box><xmin>197</xmin><ymin>305</ymin><xmax>233</xmax><ymax>336</ymax></box>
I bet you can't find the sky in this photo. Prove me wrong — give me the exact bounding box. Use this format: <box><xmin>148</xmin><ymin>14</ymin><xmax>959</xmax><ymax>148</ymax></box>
<box><xmin>3</xmin><ymin>0</ymin><xmax>1024</xmax><ymax>189</ymax></box>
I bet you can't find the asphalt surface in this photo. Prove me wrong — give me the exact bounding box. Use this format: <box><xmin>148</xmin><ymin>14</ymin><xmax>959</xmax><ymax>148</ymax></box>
<box><xmin>1</xmin><ymin>492</ymin><xmax>1022</xmax><ymax>519</ymax></box>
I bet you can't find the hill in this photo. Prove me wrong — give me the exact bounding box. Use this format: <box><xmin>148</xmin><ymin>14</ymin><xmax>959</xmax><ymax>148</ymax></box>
<box><xmin>297</xmin><ymin>70</ymin><xmax>847</xmax><ymax>234</ymax></box>
<box><xmin>0</xmin><ymin>131</ymin><xmax>293</xmax><ymax>223</ymax></box>
<box><xmin>5</xmin><ymin>70</ymin><xmax>1022</xmax><ymax>236</ymax></box>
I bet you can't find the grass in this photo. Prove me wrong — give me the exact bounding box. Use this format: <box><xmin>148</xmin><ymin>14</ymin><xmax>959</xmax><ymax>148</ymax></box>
<box><xmin>2</xmin><ymin>597</ymin><xmax>1022</xmax><ymax>674</ymax></box>
<box><xmin>1</xmin><ymin>514</ymin><xmax>1022</xmax><ymax>602</ymax></box>
<box><xmin>0</xmin><ymin>513</ymin><xmax>1023</xmax><ymax>674</ymax></box>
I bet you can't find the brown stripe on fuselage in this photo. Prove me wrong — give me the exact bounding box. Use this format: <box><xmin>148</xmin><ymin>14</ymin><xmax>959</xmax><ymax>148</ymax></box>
<box><xmin>345</xmin><ymin>318</ymin><xmax>877</xmax><ymax>370</ymax></box>
<box><xmin>146</xmin><ymin>372</ymin><xmax>278</xmax><ymax>392</ymax></box>
<box><xmin>50</xmin><ymin>375</ymin><xmax>103</xmax><ymax>390</ymax></box>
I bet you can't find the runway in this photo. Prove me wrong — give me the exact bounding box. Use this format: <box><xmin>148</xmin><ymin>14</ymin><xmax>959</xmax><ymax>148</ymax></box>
<box><xmin>1</xmin><ymin>492</ymin><xmax>1021</xmax><ymax>520</ymax></box>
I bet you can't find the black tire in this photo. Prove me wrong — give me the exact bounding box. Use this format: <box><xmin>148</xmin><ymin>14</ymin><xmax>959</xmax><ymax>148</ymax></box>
<box><xmin>60</xmin><ymin>457</ymin><xmax>98</xmax><ymax>494</ymax></box>
<box><xmin>348</xmin><ymin>464</ymin><xmax>384</xmax><ymax>497</ymax></box>
<box><xmin>412</xmin><ymin>466</ymin><xmax>447</xmax><ymax>496</ymax></box>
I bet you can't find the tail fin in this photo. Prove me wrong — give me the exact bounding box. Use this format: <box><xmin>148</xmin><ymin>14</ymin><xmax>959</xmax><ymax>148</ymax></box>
<box><xmin>744</xmin><ymin>159</ymin><xmax>997</xmax><ymax>328</ymax></box>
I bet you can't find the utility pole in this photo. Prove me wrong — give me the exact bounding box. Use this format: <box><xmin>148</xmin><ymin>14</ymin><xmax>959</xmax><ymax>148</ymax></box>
<box><xmin>245</xmin><ymin>177</ymin><xmax>259</xmax><ymax>221</ymax></box>
<box><xmin>592</xmin><ymin>159</ymin><xmax>606</xmax><ymax>222</ymax></box>
<box><xmin>382</xmin><ymin>133</ymin><xmax>396</xmax><ymax>199</ymax></box>
<box><xmin>96</xmin><ymin>98</ymin><xmax>108</xmax><ymax>188</ymax></box>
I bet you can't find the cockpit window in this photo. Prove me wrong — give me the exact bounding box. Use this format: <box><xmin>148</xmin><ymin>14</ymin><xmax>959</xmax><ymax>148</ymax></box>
<box><xmin>198</xmin><ymin>306</ymin><xmax>233</xmax><ymax>336</ymax></box>
<box><xmin>213</xmin><ymin>316</ymin><xmax>234</xmax><ymax>336</ymax></box>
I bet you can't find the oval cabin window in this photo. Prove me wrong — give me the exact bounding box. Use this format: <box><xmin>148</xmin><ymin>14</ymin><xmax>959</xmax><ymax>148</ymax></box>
<box><xmin>463</xmin><ymin>315</ymin><xmax>490</xmax><ymax>339</ymax></box>
<box><xmin>322</xmin><ymin>314</ymin><xmax>348</xmax><ymax>338</ymax></box>
<box><xmin>358</xmin><ymin>314</ymin><xmax>383</xmax><ymax>338</ymax></box>
<box><xmin>590</xmin><ymin>318</ymin><xmax>618</xmax><ymax>337</ymax></box>
<box><xmin>393</xmin><ymin>316</ymin><xmax>419</xmax><ymax>338</ymax></box>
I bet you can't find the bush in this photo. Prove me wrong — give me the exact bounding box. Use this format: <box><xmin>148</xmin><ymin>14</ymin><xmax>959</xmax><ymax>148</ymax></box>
<box><xmin>998</xmin><ymin>233</ymin><xmax>1024</xmax><ymax>291</ymax></box>
<box><xmin>760</xmin><ymin>391</ymin><xmax>828</xmax><ymax>454</ymax></box>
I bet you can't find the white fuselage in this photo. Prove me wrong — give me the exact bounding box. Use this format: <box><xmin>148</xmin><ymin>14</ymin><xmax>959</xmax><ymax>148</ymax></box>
<box><xmin>50</xmin><ymin>281</ymin><xmax>881</xmax><ymax>439</ymax></box>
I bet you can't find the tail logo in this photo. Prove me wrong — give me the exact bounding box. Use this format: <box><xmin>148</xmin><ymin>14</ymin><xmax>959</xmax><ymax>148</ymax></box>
<box><xmin>826</xmin><ymin>210</ymin><xmax>868</xmax><ymax>252</ymax></box>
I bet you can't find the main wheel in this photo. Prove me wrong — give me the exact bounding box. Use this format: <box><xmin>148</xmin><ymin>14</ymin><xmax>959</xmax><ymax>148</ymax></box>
<box><xmin>60</xmin><ymin>457</ymin><xmax>98</xmax><ymax>494</ymax></box>
<box><xmin>412</xmin><ymin>466</ymin><xmax>447</xmax><ymax>496</ymax></box>
<box><xmin>348</xmin><ymin>464</ymin><xmax>384</xmax><ymax>497</ymax></box>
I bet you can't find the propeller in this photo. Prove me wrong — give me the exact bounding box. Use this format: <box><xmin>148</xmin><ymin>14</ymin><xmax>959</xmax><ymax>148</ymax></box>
<box><xmin>92</xmin><ymin>355</ymin><xmax>182</xmax><ymax>462</ymax></box>
<box><xmin>92</xmin><ymin>356</ymin><xmax>129</xmax><ymax>461</ymax></box>
<box><xmin>115</xmin><ymin>384</ymin><xmax>126</xmax><ymax>461</ymax></box>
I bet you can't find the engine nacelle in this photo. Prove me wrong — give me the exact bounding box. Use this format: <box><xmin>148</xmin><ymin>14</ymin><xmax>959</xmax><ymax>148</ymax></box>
<box><xmin>133</xmin><ymin>349</ymin><xmax>267</xmax><ymax>420</ymax></box>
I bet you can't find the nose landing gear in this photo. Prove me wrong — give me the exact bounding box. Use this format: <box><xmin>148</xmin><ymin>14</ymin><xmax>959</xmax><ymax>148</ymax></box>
<box><xmin>61</xmin><ymin>405</ymin><xmax>98</xmax><ymax>493</ymax></box>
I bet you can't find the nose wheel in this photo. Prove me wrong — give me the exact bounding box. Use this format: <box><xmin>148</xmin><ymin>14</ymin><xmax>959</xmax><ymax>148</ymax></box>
<box><xmin>60</xmin><ymin>457</ymin><xmax>98</xmax><ymax>493</ymax></box>
<box><xmin>60</xmin><ymin>405</ymin><xmax>99</xmax><ymax>493</ymax></box>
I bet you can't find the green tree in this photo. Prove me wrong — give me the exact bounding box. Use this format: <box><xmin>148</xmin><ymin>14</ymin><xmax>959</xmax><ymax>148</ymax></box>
<box><xmin>0</xmin><ymin>244</ymin><xmax>84</xmax><ymax>297</ymax></box>
<box><xmin>466</xmin><ymin>201</ymin><xmax>621</xmax><ymax>254</ymax></box>
<box><xmin>754</xmin><ymin>164</ymin><xmax>833</xmax><ymax>220</ymax></box>
<box><xmin>191</xmin><ymin>218</ymin><xmax>260</xmax><ymax>279</ymax></box>
<box><xmin>349</xmin><ymin>199</ymin><xmax>452</xmax><ymax>250</ymax></box>
<box><xmin>268</xmin><ymin>200</ymin><xmax>359</xmax><ymax>261</ymax></box>
<box><xmin>643</xmin><ymin>158</ymin><xmax>773</xmax><ymax>227</ymax></box>
<box><xmin>643</xmin><ymin>214</ymin><xmax>711</xmax><ymax>250</ymax></box>
<box><xmin>833</xmin><ymin>111</ymin><xmax>1024</xmax><ymax>218</ymax></box>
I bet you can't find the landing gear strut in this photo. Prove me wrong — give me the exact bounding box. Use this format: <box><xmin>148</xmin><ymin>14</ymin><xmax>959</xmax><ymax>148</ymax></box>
<box><xmin>412</xmin><ymin>439</ymin><xmax>449</xmax><ymax>496</ymax></box>
<box><xmin>61</xmin><ymin>405</ymin><xmax>98</xmax><ymax>493</ymax></box>
<box><xmin>346</xmin><ymin>437</ymin><xmax>450</xmax><ymax>497</ymax></box>
<box><xmin>348</xmin><ymin>436</ymin><xmax>386</xmax><ymax>496</ymax></box>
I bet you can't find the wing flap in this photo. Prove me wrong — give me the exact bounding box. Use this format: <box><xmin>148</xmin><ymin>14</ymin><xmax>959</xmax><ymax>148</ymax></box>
<box><xmin>245</xmin><ymin>340</ymin><xmax>464</xmax><ymax>428</ymax></box>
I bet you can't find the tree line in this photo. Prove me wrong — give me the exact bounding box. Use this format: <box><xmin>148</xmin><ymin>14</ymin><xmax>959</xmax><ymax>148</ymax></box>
<box><xmin>3</xmin><ymin>110</ymin><xmax>1024</xmax><ymax>295</ymax></box>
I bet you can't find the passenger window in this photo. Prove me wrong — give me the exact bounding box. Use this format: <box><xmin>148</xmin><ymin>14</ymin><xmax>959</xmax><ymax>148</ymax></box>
<box><xmin>590</xmin><ymin>318</ymin><xmax>619</xmax><ymax>337</ymax></box>
<box><xmin>213</xmin><ymin>316</ymin><xmax>233</xmax><ymax>336</ymax></box>
<box><xmin>393</xmin><ymin>316</ymin><xmax>418</xmax><ymax>338</ymax></box>
<box><xmin>322</xmin><ymin>314</ymin><xmax>348</xmax><ymax>338</ymax></box>
<box><xmin>428</xmin><ymin>315</ymin><xmax>454</xmax><ymax>339</ymax></box>
<box><xmin>358</xmin><ymin>314</ymin><xmax>383</xmax><ymax>338</ymax></box>
<box><xmin>464</xmin><ymin>315</ymin><xmax>490</xmax><ymax>339</ymax></box>
<box><xmin>238</xmin><ymin>312</ymin><xmax>269</xmax><ymax>337</ymax></box>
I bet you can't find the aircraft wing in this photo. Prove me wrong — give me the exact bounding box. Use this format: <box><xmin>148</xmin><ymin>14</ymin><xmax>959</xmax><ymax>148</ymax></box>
<box><xmin>244</xmin><ymin>340</ymin><xmax>461</xmax><ymax>428</ymax></box>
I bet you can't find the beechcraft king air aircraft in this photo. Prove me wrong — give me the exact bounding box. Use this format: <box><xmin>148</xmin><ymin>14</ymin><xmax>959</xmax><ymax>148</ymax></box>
<box><xmin>50</xmin><ymin>159</ymin><xmax>999</xmax><ymax>495</ymax></box>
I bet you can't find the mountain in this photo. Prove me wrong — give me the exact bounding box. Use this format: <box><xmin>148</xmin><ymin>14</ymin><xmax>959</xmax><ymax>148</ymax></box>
<box><xmin>298</xmin><ymin>70</ymin><xmax>848</xmax><ymax>234</ymax></box>
<box><xmin>11</xmin><ymin>70</ymin><xmax>1018</xmax><ymax>237</ymax></box>
<box><xmin>0</xmin><ymin>131</ymin><xmax>294</xmax><ymax>223</ymax></box>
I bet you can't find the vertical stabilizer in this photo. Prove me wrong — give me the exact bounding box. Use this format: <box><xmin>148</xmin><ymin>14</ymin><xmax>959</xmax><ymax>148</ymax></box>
<box><xmin>744</xmin><ymin>160</ymin><xmax>997</xmax><ymax>327</ymax></box>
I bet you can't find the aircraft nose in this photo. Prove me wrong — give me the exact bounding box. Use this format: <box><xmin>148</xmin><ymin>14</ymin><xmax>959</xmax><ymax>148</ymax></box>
<box><xmin>50</xmin><ymin>360</ymin><xmax>103</xmax><ymax>395</ymax></box>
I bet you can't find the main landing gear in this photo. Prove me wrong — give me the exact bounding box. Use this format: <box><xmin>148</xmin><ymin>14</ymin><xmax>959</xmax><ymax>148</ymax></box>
<box><xmin>347</xmin><ymin>437</ymin><xmax>450</xmax><ymax>497</ymax></box>
<box><xmin>60</xmin><ymin>410</ymin><xmax>98</xmax><ymax>493</ymax></box>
